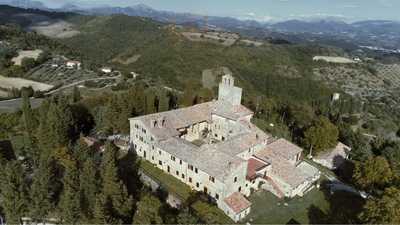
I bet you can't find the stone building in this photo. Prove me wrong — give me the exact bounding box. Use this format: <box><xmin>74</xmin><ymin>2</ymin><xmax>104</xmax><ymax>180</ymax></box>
<box><xmin>129</xmin><ymin>74</ymin><xmax>320</xmax><ymax>222</ymax></box>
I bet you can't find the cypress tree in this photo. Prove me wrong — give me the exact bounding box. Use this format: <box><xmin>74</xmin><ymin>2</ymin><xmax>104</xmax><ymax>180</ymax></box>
<box><xmin>0</xmin><ymin>161</ymin><xmax>28</xmax><ymax>225</ymax></box>
<box><xmin>30</xmin><ymin>159</ymin><xmax>53</xmax><ymax>223</ymax></box>
<box><xmin>96</xmin><ymin>142</ymin><xmax>134</xmax><ymax>224</ymax></box>
<box><xmin>72</xmin><ymin>86</ymin><xmax>81</xmax><ymax>103</ymax></box>
<box><xmin>80</xmin><ymin>157</ymin><xmax>100</xmax><ymax>221</ymax></box>
<box><xmin>21</xmin><ymin>90</ymin><xmax>39</xmax><ymax>166</ymax></box>
<box><xmin>59</xmin><ymin>161</ymin><xmax>81</xmax><ymax>224</ymax></box>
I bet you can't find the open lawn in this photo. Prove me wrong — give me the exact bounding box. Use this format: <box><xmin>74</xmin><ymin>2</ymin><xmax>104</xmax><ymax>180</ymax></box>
<box><xmin>246</xmin><ymin>188</ymin><xmax>329</xmax><ymax>224</ymax></box>
<box><xmin>246</xmin><ymin>183</ymin><xmax>364</xmax><ymax>224</ymax></box>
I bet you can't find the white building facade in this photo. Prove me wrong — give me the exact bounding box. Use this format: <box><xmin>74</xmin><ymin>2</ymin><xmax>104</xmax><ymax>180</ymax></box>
<box><xmin>129</xmin><ymin>75</ymin><xmax>320</xmax><ymax>222</ymax></box>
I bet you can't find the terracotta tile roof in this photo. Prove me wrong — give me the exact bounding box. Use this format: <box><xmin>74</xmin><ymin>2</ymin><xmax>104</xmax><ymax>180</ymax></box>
<box><xmin>224</xmin><ymin>192</ymin><xmax>252</xmax><ymax>214</ymax></box>
<box><xmin>158</xmin><ymin>137</ymin><xmax>246</xmax><ymax>181</ymax></box>
<box><xmin>255</xmin><ymin>149</ymin><xmax>307</xmax><ymax>187</ymax></box>
<box><xmin>247</xmin><ymin>158</ymin><xmax>269</xmax><ymax>180</ymax></box>
<box><xmin>265</xmin><ymin>138</ymin><xmax>303</xmax><ymax>160</ymax></box>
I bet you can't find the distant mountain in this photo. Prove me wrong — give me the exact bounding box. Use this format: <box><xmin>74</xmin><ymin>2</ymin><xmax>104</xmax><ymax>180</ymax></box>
<box><xmin>0</xmin><ymin>0</ymin><xmax>46</xmax><ymax>9</ymax></box>
<box><xmin>57</xmin><ymin>3</ymin><xmax>265</xmax><ymax>31</ymax></box>
<box><xmin>271</xmin><ymin>20</ymin><xmax>353</xmax><ymax>34</ymax></box>
<box><xmin>1</xmin><ymin>1</ymin><xmax>400</xmax><ymax>50</ymax></box>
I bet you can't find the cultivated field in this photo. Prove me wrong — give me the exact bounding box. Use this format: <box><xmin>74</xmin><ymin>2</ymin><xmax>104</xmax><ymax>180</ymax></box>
<box><xmin>11</xmin><ymin>49</ymin><xmax>43</xmax><ymax>65</ymax></box>
<box><xmin>30</xmin><ymin>20</ymin><xmax>80</xmax><ymax>39</ymax></box>
<box><xmin>0</xmin><ymin>75</ymin><xmax>53</xmax><ymax>91</ymax></box>
<box><xmin>240</xmin><ymin>39</ymin><xmax>263</xmax><ymax>47</ymax></box>
<box><xmin>26</xmin><ymin>60</ymin><xmax>98</xmax><ymax>85</ymax></box>
<box><xmin>111</xmin><ymin>54</ymin><xmax>141</xmax><ymax>65</ymax></box>
<box><xmin>313</xmin><ymin>56</ymin><xmax>356</xmax><ymax>64</ymax></box>
<box><xmin>181</xmin><ymin>31</ymin><xmax>239</xmax><ymax>46</ymax></box>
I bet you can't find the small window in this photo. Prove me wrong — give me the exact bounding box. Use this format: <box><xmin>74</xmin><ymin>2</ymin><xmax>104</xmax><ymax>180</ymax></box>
<box><xmin>152</xmin><ymin>156</ymin><xmax>154</xmax><ymax>160</ymax></box>
<box><xmin>209</xmin><ymin>176</ymin><xmax>215</xmax><ymax>183</ymax></box>
<box><xmin>234</xmin><ymin>177</ymin><xmax>237</xmax><ymax>183</ymax></box>
<box><xmin>171</xmin><ymin>156</ymin><xmax>175</xmax><ymax>161</ymax></box>
<box><xmin>158</xmin><ymin>160</ymin><xmax>162</xmax><ymax>166</ymax></box>
<box><xmin>188</xmin><ymin>165</ymin><xmax>194</xmax><ymax>170</ymax></box>
<box><xmin>238</xmin><ymin>186</ymin><xmax>242</xmax><ymax>192</ymax></box>
<box><xmin>215</xmin><ymin>193</ymin><xmax>219</xmax><ymax>200</ymax></box>
<box><xmin>196</xmin><ymin>182</ymin><xmax>199</xmax><ymax>188</ymax></box>
<box><xmin>167</xmin><ymin>166</ymin><xmax>170</xmax><ymax>173</ymax></box>
<box><xmin>180</xmin><ymin>160</ymin><xmax>182</xmax><ymax>165</ymax></box>
<box><xmin>158</xmin><ymin>150</ymin><xmax>161</xmax><ymax>155</ymax></box>
<box><xmin>182</xmin><ymin>174</ymin><xmax>185</xmax><ymax>179</ymax></box>
<box><xmin>189</xmin><ymin>177</ymin><xmax>192</xmax><ymax>183</ymax></box>
<box><xmin>152</xmin><ymin>145</ymin><xmax>155</xmax><ymax>150</ymax></box>
<box><xmin>195</xmin><ymin>168</ymin><xmax>198</xmax><ymax>173</ymax></box>
<box><xmin>176</xmin><ymin>171</ymin><xmax>179</xmax><ymax>176</ymax></box>
<box><xmin>204</xmin><ymin>187</ymin><xmax>208</xmax><ymax>193</ymax></box>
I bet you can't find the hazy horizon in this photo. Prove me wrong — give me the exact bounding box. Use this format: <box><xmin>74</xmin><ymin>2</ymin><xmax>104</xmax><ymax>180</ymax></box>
<box><xmin>10</xmin><ymin>0</ymin><xmax>400</xmax><ymax>22</ymax></box>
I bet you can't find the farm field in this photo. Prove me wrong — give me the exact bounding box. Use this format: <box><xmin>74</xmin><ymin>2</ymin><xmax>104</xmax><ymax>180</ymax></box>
<box><xmin>26</xmin><ymin>62</ymin><xmax>98</xmax><ymax>85</ymax></box>
<box><xmin>30</xmin><ymin>20</ymin><xmax>80</xmax><ymax>39</ymax></box>
<box><xmin>313</xmin><ymin>56</ymin><xmax>356</xmax><ymax>64</ymax></box>
<box><xmin>0</xmin><ymin>90</ymin><xmax>9</xmax><ymax>98</ymax></box>
<box><xmin>0</xmin><ymin>75</ymin><xmax>53</xmax><ymax>91</ymax></box>
<box><xmin>11</xmin><ymin>49</ymin><xmax>43</xmax><ymax>65</ymax></box>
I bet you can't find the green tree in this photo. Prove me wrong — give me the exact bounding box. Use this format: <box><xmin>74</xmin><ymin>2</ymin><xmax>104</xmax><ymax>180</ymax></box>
<box><xmin>304</xmin><ymin>116</ymin><xmax>339</xmax><ymax>155</ymax></box>
<box><xmin>177</xmin><ymin>210</ymin><xmax>199</xmax><ymax>224</ymax></box>
<box><xmin>21</xmin><ymin>57</ymin><xmax>36</xmax><ymax>71</ymax></box>
<box><xmin>360</xmin><ymin>187</ymin><xmax>400</xmax><ymax>224</ymax></box>
<box><xmin>132</xmin><ymin>193</ymin><xmax>163</xmax><ymax>224</ymax></box>
<box><xmin>30</xmin><ymin>159</ymin><xmax>53</xmax><ymax>223</ymax></box>
<box><xmin>95</xmin><ymin>142</ymin><xmax>134</xmax><ymax>224</ymax></box>
<box><xmin>59</xmin><ymin>160</ymin><xmax>81</xmax><ymax>224</ymax></box>
<box><xmin>72</xmin><ymin>86</ymin><xmax>81</xmax><ymax>103</ymax></box>
<box><xmin>0</xmin><ymin>161</ymin><xmax>28</xmax><ymax>225</ymax></box>
<box><xmin>353</xmin><ymin>156</ymin><xmax>393</xmax><ymax>193</ymax></box>
<box><xmin>80</xmin><ymin>157</ymin><xmax>100</xmax><ymax>222</ymax></box>
<box><xmin>21</xmin><ymin>89</ymin><xmax>38</xmax><ymax>164</ymax></box>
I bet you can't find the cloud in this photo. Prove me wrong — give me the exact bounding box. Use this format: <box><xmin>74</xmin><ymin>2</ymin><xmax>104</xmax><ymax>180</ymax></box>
<box><xmin>342</xmin><ymin>4</ymin><xmax>359</xmax><ymax>9</ymax></box>
<box><xmin>236</xmin><ymin>12</ymin><xmax>274</xmax><ymax>22</ymax></box>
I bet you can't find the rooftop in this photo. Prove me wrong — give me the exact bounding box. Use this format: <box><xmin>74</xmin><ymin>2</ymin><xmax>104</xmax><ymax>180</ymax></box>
<box><xmin>224</xmin><ymin>192</ymin><xmax>252</xmax><ymax>214</ymax></box>
<box><xmin>246</xmin><ymin>158</ymin><xmax>269</xmax><ymax>180</ymax></box>
<box><xmin>265</xmin><ymin>138</ymin><xmax>303</xmax><ymax>160</ymax></box>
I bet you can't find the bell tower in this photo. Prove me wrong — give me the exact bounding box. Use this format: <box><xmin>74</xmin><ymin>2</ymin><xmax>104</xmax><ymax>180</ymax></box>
<box><xmin>218</xmin><ymin>74</ymin><xmax>242</xmax><ymax>105</ymax></box>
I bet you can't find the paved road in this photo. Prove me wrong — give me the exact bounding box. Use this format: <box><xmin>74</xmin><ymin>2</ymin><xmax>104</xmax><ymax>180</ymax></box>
<box><xmin>45</xmin><ymin>76</ymin><xmax>121</xmax><ymax>95</ymax></box>
<box><xmin>0</xmin><ymin>76</ymin><xmax>121</xmax><ymax>112</ymax></box>
<box><xmin>0</xmin><ymin>97</ymin><xmax>44</xmax><ymax>113</ymax></box>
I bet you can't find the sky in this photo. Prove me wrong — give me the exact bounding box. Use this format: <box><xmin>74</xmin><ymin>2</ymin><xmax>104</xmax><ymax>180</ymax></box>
<box><xmin>40</xmin><ymin>0</ymin><xmax>400</xmax><ymax>22</ymax></box>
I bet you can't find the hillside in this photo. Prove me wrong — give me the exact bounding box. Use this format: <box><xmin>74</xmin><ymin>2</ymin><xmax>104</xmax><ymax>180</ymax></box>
<box><xmin>61</xmin><ymin>14</ymin><xmax>334</xmax><ymax>103</ymax></box>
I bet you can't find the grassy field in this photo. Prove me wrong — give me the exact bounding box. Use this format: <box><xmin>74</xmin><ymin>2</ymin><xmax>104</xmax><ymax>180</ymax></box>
<box><xmin>246</xmin><ymin>188</ymin><xmax>329</xmax><ymax>224</ymax></box>
<box><xmin>0</xmin><ymin>75</ymin><xmax>53</xmax><ymax>91</ymax></box>
<box><xmin>11</xmin><ymin>49</ymin><xmax>43</xmax><ymax>65</ymax></box>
